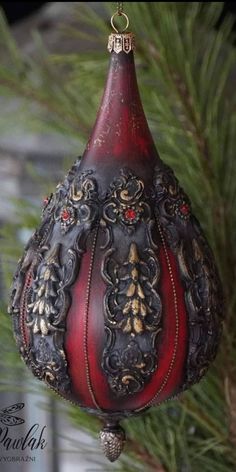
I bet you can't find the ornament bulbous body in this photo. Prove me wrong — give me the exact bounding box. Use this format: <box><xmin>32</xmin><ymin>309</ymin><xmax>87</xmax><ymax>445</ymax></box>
<box><xmin>9</xmin><ymin>44</ymin><xmax>223</xmax><ymax>461</ymax></box>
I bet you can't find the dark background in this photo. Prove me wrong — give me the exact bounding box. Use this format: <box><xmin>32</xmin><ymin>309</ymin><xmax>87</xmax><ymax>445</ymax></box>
<box><xmin>0</xmin><ymin>2</ymin><xmax>236</xmax><ymax>26</ymax></box>
<box><xmin>0</xmin><ymin>2</ymin><xmax>47</xmax><ymax>24</ymax></box>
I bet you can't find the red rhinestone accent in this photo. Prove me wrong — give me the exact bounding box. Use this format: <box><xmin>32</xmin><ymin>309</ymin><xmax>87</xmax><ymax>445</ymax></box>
<box><xmin>43</xmin><ymin>197</ymin><xmax>49</xmax><ymax>206</ymax></box>
<box><xmin>180</xmin><ymin>203</ymin><xmax>190</xmax><ymax>215</ymax></box>
<box><xmin>61</xmin><ymin>209</ymin><xmax>71</xmax><ymax>221</ymax></box>
<box><xmin>124</xmin><ymin>208</ymin><xmax>136</xmax><ymax>221</ymax></box>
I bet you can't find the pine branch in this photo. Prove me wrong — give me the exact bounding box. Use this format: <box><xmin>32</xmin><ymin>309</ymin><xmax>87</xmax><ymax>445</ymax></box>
<box><xmin>0</xmin><ymin>75</ymin><xmax>89</xmax><ymax>136</ymax></box>
<box><xmin>126</xmin><ymin>438</ymin><xmax>167</xmax><ymax>472</ymax></box>
<box><xmin>145</xmin><ymin>41</ymin><xmax>214</xmax><ymax>181</ymax></box>
<box><xmin>170</xmin><ymin>71</ymin><xmax>213</xmax><ymax>175</ymax></box>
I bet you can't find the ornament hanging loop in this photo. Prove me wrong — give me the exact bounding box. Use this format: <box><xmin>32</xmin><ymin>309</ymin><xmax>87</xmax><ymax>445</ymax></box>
<box><xmin>108</xmin><ymin>4</ymin><xmax>134</xmax><ymax>54</ymax></box>
<box><xmin>111</xmin><ymin>11</ymin><xmax>129</xmax><ymax>33</ymax></box>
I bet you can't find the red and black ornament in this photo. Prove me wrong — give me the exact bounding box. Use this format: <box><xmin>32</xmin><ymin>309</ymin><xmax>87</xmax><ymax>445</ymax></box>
<box><xmin>9</xmin><ymin>7</ymin><xmax>223</xmax><ymax>463</ymax></box>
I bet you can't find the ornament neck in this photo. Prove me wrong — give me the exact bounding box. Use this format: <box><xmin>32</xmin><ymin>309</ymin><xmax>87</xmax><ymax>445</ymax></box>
<box><xmin>82</xmin><ymin>48</ymin><xmax>158</xmax><ymax>171</ymax></box>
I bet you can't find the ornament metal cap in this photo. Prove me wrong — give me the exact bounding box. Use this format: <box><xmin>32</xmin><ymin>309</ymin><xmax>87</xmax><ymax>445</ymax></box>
<box><xmin>107</xmin><ymin>32</ymin><xmax>135</xmax><ymax>54</ymax></box>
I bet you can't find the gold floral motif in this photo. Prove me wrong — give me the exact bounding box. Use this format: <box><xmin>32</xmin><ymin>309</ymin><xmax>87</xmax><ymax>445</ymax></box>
<box><xmin>103</xmin><ymin>169</ymin><xmax>149</xmax><ymax>231</ymax></box>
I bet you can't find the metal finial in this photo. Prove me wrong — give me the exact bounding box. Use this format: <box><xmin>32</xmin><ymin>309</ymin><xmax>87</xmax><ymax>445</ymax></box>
<box><xmin>99</xmin><ymin>422</ymin><xmax>126</xmax><ymax>462</ymax></box>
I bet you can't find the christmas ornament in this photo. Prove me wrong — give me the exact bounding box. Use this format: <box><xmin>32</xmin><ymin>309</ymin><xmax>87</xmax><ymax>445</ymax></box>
<box><xmin>9</xmin><ymin>3</ymin><xmax>223</xmax><ymax>463</ymax></box>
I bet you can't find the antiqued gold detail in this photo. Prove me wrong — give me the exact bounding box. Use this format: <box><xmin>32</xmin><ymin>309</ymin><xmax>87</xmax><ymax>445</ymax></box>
<box><xmin>192</xmin><ymin>238</ymin><xmax>204</xmax><ymax>262</ymax></box>
<box><xmin>108</xmin><ymin>245</ymin><xmax>139</xmax><ymax>334</ymax></box>
<box><xmin>70</xmin><ymin>177</ymin><xmax>96</xmax><ymax>202</ymax></box>
<box><xmin>122</xmin><ymin>374</ymin><xmax>134</xmax><ymax>385</ymax></box>
<box><xmin>100</xmin><ymin>424</ymin><xmax>126</xmax><ymax>462</ymax></box>
<box><xmin>103</xmin><ymin>169</ymin><xmax>148</xmax><ymax>232</ymax></box>
<box><xmin>133</xmin><ymin>316</ymin><xmax>143</xmax><ymax>334</ymax></box>
<box><xmin>102</xmin><ymin>236</ymin><xmax>162</xmax><ymax>396</ymax></box>
<box><xmin>126</xmin><ymin>281</ymin><xmax>136</xmax><ymax>297</ymax></box>
<box><xmin>107</xmin><ymin>32</ymin><xmax>135</xmax><ymax>54</ymax></box>
<box><xmin>27</xmin><ymin>245</ymin><xmax>61</xmax><ymax>336</ymax></box>
<box><xmin>70</xmin><ymin>184</ymin><xmax>83</xmax><ymax>201</ymax></box>
<box><xmin>118</xmin><ymin>244</ymin><xmax>152</xmax><ymax>335</ymax></box>
<box><xmin>45</xmin><ymin>371</ymin><xmax>55</xmax><ymax>382</ymax></box>
<box><xmin>129</xmin><ymin>242</ymin><xmax>139</xmax><ymax>263</ymax></box>
<box><xmin>131</xmin><ymin>267</ymin><xmax>138</xmax><ymax>279</ymax></box>
<box><xmin>54</xmin><ymin>171</ymin><xmax>99</xmax><ymax>234</ymax></box>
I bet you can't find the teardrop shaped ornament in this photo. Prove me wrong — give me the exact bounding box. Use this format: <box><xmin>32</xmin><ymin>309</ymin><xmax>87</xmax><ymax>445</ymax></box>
<box><xmin>9</xmin><ymin>6</ymin><xmax>223</xmax><ymax>463</ymax></box>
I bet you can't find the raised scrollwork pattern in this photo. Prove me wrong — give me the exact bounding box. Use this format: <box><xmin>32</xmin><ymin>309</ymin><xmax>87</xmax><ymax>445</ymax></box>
<box><xmin>102</xmin><ymin>167</ymin><xmax>151</xmax><ymax>233</ymax></box>
<box><xmin>9</xmin><ymin>161</ymin><xmax>100</xmax><ymax>396</ymax></box>
<box><xmin>153</xmin><ymin>162</ymin><xmax>223</xmax><ymax>389</ymax></box>
<box><xmin>102</xmin><ymin>241</ymin><xmax>162</xmax><ymax>397</ymax></box>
